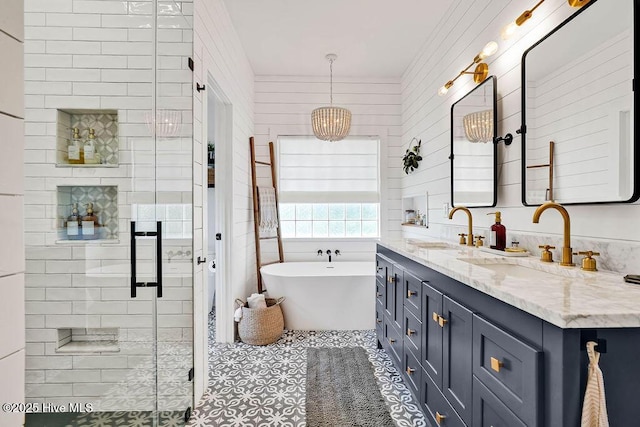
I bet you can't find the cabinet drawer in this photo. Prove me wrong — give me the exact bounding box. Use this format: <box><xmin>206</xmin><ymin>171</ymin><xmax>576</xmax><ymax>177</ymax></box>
<box><xmin>383</xmin><ymin>317</ymin><xmax>403</xmax><ymax>367</ymax></box>
<box><xmin>473</xmin><ymin>315</ymin><xmax>541</xmax><ymax>427</ymax></box>
<box><xmin>473</xmin><ymin>376</ymin><xmax>526</xmax><ymax>427</ymax></box>
<box><xmin>402</xmin><ymin>344</ymin><xmax>422</xmax><ymax>396</ymax></box>
<box><xmin>403</xmin><ymin>307</ymin><xmax>422</xmax><ymax>356</ymax></box>
<box><xmin>422</xmin><ymin>370</ymin><xmax>467</xmax><ymax>427</ymax></box>
<box><xmin>375</xmin><ymin>255</ymin><xmax>391</xmax><ymax>283</ymax></box>
<box><xmin>403</xmin><ymin>270</ymin><xmax>423</xmax><ymax>317</ymax></box>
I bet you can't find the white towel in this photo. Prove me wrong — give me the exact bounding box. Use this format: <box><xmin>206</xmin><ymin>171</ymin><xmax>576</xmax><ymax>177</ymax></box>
<box><xmin>581</xmin><ymin>341</ymin><xmax>609</xmax><ymax>427</ymax></box>
<box><xmin>257</xmin><ymin>187</ymin><xmax>278</xmax><ymax>236</ymax></box>
<box><xmin>233</xmin><ymin>307</ymin><xmax>243</xmax><ymax>322</ymax></box>
<box><xmin>247</xmin><ymin>293</ymin><xmax>267</xmax><ymax>309</ymax></box>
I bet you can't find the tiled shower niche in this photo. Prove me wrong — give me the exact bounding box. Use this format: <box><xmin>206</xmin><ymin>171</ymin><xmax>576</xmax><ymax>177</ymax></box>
<box><xmin>57</xmin><ymin>186</ymin><xmax>118</xmax><ymax>241</ymax></box>
<box><xmin>56</xmin><ymin>109</ymin><xmax>119</xmax><ymax>167</ymax></box>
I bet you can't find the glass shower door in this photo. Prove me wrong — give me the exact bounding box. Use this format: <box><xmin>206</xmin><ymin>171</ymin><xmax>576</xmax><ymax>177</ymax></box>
<box><xmin>22</xmin><ymin>0</ymin><xmax>194</xmax><ymax>425</ymax></box>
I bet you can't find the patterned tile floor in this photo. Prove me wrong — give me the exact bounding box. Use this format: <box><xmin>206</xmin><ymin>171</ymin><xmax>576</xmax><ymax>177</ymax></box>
<box><xmin>186</xmin><ymin>313</ymin><xmax>427</xmax><ymax>427</ymax></box>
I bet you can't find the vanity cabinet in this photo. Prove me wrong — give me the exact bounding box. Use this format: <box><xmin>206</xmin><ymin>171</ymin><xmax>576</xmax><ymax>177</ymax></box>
<box><xmin>377</xmin><ymin>249</ymin><xmax>540</xmax><ymax>426</ymax></box>
<box><xmin>377</xmin><ymin>244</ymin><xmax>640</xmax><ymax>427</ymax></box>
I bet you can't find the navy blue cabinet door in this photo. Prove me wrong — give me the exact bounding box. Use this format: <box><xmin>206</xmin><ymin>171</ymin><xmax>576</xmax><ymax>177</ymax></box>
<box><xmin>392</xmin><ymin>265</ymin><xmax>404</xmax><ymax>331</ymax></box>
<box><xmin>442</xmin><ymin>295</ymin><xmax>473</xmax><ymax>425</ymax></box>
<box><xmin>421</xmin><ymin>282</ymin><xmax>444</xmax><ymax>387</ymax></box>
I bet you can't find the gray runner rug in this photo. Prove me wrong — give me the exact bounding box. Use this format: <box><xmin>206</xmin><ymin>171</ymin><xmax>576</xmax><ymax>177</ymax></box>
<box><xmin>306</xmin><ymin>347</ymin><xmax>395</xmax><ymax>427</ymax></box>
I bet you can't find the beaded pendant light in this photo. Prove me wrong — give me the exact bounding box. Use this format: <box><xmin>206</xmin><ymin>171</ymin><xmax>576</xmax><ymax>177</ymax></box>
<box><xmin>311</xmin><ymin>54</ymin><xmax>352</xmax><ymax>142</ymax></box>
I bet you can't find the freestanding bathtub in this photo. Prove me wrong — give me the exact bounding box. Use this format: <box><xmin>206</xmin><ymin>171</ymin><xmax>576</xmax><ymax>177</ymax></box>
<box><xmin>260</xmin><ymin>261</ymin><xmax>376</xmax><ymax>331</ymax></box>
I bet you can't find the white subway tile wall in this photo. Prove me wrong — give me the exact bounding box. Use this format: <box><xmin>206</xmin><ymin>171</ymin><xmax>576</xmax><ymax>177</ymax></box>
<box><xmin>24</xmin><ymin>0</ymin><xmax>194</xmax><ymax>412</ymax></box>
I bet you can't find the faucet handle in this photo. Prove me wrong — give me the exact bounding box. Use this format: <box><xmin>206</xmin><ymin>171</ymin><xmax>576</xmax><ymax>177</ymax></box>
<box><xmin>474</xmin><ymin>235</ymin><xmax>484</xmax><ymax>247</ymax></box>
<box><xmin>334</xmin><ymin>249</ymin><xmax>341</xmax><ymax>256</ymax></box>
<box><xmin>317</xmin><ymin>249</ymin><xmax>323</xmax><ymax>256</ymax></box>
<box><xmin>575</xmin><ymin>251</ymin><xmax>599</xmax><ymax>271</ymax></box>
<box><xmin>458</xmin><ymin>233</ymin><xmax>467</xmax><ymax>245</ymax></box>
<box><xmin>538</xmin><ymin>245</ymin><xmax>555</xmax><ymax>263</ymax></box>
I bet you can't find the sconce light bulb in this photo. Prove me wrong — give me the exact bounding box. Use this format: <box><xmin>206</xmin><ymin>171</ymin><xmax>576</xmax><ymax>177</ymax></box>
<box><xmin>438</xmin><ymin>85</ymin><xmax>449</xmax><ymax>97</ymax></box>
<box><xmin>500</xmin><ymin>22</ymin><xmax>518</xmax><ymax>40</ymax></box>
<box><xmin>481</xmin><ymin>41</ymin><xmax>499</xmax><ymax>58</ymax></box>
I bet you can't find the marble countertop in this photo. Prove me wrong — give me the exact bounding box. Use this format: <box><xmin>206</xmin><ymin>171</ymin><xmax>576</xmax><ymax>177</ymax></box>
<box><xmin>379</xmin><ymin>239</ymin><xmax>640</xmax><ymax>329</ymax></box>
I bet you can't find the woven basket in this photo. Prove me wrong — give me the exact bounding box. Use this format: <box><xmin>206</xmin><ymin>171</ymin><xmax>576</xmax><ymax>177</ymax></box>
<box><xmin>235</xmin><ymin>297</ymin><xmax>285</xmax><ymax>345</ymax></box>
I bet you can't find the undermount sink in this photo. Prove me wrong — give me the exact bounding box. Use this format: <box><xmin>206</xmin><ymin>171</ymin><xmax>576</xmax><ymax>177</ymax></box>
<box><xmin>458</xmin><ymin>258</ymin><xmax>562</xmax><ymax>280</ymax></box>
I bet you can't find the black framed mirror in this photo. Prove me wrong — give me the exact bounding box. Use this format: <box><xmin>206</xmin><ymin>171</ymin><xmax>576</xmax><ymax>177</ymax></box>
<box><xmin>451</xmin><ymin>76</ymin><xmax>497</xmax><ymax>207</ymax></box>
<box><xmin>521</xmin><ymin>0</ymin><xmax>638</xmax><ymax>205</ymax></box>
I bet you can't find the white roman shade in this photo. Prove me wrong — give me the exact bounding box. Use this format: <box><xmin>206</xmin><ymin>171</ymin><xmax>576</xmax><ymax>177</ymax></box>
<box><xmin>277</xmin><ymin>136</ymin><xmax>380</xmax><ymax>203</ymax></box>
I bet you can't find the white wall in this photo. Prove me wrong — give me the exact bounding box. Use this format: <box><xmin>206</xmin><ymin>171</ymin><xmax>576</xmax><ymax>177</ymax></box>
<box><xmin>0</xmin><ymin>0</ymin><xmax>26</xmax><ymax>425</ymax></box>
<box><xmin>193</xmin><ymin>0</ymin><xmax>255</xmax><ymax>400</ymax></box>
<box><xmin>253</xmin><ymin>75</ymin><xmax>403</xmax><ymax>263</ymax></box>
<box><xmin>401</xmin><ymin>0</ymin><xmax>640</xmax><ymax>272</ymax></box>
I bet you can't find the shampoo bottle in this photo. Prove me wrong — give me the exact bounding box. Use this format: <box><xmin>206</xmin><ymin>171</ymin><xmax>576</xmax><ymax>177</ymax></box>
<box><xmin>487</xmin><ymin>211</ymin><xmax>506</xmax><ymax>251</ymax></box>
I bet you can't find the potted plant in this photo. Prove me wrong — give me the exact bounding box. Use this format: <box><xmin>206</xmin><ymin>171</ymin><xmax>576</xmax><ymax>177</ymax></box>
<box><xmin>402</xmin><ymin>138</ymin><xmax>422</xmax><ymax>174</ymax></box>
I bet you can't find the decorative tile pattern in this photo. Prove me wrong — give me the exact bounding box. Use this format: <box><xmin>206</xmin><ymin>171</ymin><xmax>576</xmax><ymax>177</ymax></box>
<box><xmin>188</xmin><ymin>313</ymin><xmax>426</xmax><ymax>427</ymax></box>
<box><xmin>57</xmin><ymin>185</ymin><xmax>118</xmax><ymax>239</ymax></box>
<box><xmin>70</xmin><ymin>113</ymin><xmax>119</xmax><ymax>165</ymax></box>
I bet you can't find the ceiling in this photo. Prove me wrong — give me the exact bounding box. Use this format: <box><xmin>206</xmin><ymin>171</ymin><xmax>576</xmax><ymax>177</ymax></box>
<box><xmin>222</xmin><ymin>0</ymin><xmax>451</xmax><ymax>78</ymax></box>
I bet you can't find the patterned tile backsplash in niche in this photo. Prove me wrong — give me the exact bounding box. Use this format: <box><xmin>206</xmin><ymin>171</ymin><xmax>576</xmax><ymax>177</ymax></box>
<box><xmin>57</xmin><ymin>186</ymin><xmax>118</xmax><ymax>240</ymax></box>
<box><xmin>56</xmin><ymin>109</ymin><xmax>119</xmax><ymax>166</ymax></box>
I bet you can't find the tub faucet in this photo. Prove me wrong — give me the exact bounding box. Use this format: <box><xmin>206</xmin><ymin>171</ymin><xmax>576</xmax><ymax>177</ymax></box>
<box><xmin>326</xmin><ymin>249</ymin><xmax>332</xmax><ymax>262</ymax></box>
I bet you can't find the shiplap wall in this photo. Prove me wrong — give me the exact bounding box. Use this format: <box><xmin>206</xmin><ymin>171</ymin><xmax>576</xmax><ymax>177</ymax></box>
<box><xmin>0</xmin><ymin>0</ymin><xmax>26</xmax><ymax>425</ymax></box>
<box><xmin>253</xmin><ymin>75</ymin><xmax>403</xmax><ymax>263</ymax></box>
<box><xmin>401</xmin><ymin>0</ymin><xmax>640</xmax><ymax>269</ymax></box>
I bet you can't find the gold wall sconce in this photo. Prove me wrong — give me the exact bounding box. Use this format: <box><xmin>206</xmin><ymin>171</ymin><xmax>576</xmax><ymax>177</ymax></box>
<box><xmin>501</xmin><ymin>0</ymin><xmax>590</xmax><ymax>40</ymax></box>
<box><xmin>438</xmin><ymin>41</ymin><xmax>498</xmax><ymax>97</ymax></box>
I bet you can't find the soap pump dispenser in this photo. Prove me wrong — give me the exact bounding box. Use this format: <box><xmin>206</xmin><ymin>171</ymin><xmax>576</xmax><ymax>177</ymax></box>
<box><xmin>487</xmin><ymin>211</ymin><xmax>506</xmax><ymax>251</ymax></box>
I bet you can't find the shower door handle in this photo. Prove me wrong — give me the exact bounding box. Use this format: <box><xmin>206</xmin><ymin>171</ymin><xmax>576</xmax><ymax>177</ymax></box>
<box><xmin>131</xmin><ymin>221</ymin><xmax>163</xmax><ymax>298</ymax></box>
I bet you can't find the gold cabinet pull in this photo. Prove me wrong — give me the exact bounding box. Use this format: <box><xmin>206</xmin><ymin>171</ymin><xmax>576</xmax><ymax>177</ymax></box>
<box><xmin>406</xmin><ymin>367</ymin><xmax>415</xmax><ymax>375</ymax></box>
<box><xmin>490</xmin><ymin>356</ymin><xmax>504</xmax><ymax>372</ymax></box>
<box><xmin>376</xmin><ymin>292</ymin><xmax>382</xmax><ymax>297</ymax></box>
<box><xmin>438</xmin><ymin>316</ymin><xmax>448</xmax><ymax>327</ymax></box>
<box><xmin>389</xmin><ymin>338</ymin><xmax>396</xmax><ymax>344</ymax></box>
<box><xmin>376</xmin><ymin>319</ymin><xmax>382</xmax><ymax>323</ymax></box>
<box><xmin>435</xmin><ymin>411</ymin><xmax>446</xmax><ymax>425</ymax></box>
<box><xmin>432</xmin><ymin>312</ymin><xmax>439</xmax><ymax>323</ymax></box>
<box><xmin>388</xmin><ymin>276</ymin><xmax>395</xmax><ymax>283</ymax></box>
<box><xmin>407</xmin><ymin>290</ymin><xmax>417</xmax><ymax>298</ymax></box>
<box><xmin>407</xmin><ymin>328</ymin><xmax>415</xmax><ymax>336</ymax></box>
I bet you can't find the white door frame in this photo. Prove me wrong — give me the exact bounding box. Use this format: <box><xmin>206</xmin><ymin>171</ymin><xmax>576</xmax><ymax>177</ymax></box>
<box><xmin>205</xmin><ymin>73</ymin><xmax>234</xmax><ymax>345</ymax></box>
<box><xmin>193</xmin><ymin>68</ymin><xmax>234</xmax><ymax>401</ymax></box>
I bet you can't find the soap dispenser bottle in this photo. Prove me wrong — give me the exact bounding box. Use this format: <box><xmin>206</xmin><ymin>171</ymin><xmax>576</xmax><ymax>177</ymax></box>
<box><xmin>487</xmin><ymin>211</ymin><xmax>506</xmax><ymax>251</ymax></box>
<box><xmin>68</xmin><ymin>128</ymin><xmax>82</xmax><ymax>164</ymax></box>
<box><xmin>83</xmin><ymin>128</ymin><xmax>99</xmax><ymax>164</ymax></box>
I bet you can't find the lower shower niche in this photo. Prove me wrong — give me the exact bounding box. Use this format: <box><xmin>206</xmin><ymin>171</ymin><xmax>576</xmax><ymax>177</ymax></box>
<box><xmin>56</xmin><ymin>328</ymin><xmax>120</xmax><ymax>353</ymax></box>
<box><xmin>57</xmin><ymin>185</ymin><xmax>118</xmax><ymax>242</ymax></box>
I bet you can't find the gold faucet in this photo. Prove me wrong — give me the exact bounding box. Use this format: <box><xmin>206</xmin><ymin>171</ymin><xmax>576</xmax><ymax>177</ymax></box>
<box><xmin>532</xmin><ymin>202</ymin><xmax>574</xmax><ymax>266</ymax></box>
<box><xmin>449</xmin><ymin>206</ymin><xmax>474</xmax><ymax>247</ymax></box>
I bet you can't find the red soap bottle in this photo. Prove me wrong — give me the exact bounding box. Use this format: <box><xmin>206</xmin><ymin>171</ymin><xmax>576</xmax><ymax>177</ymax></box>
<box><xmin>488</xmin><ymin>211</ymin><xmax>506</xmax><ymax>251</ymax></box>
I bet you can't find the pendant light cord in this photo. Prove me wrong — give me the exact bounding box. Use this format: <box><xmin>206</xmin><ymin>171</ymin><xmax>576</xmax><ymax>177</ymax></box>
<box><xmin>329</xmin><ymin>57</ymin><xmax>334</xmax><ymax>106</ymax></box>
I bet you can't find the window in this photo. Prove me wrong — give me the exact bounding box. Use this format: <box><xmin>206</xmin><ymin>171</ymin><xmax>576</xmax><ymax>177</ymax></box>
<box><xmin>277</xmin><ymin>136</ymin><xmax>380</xmax><ymax>238</ymax></box>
